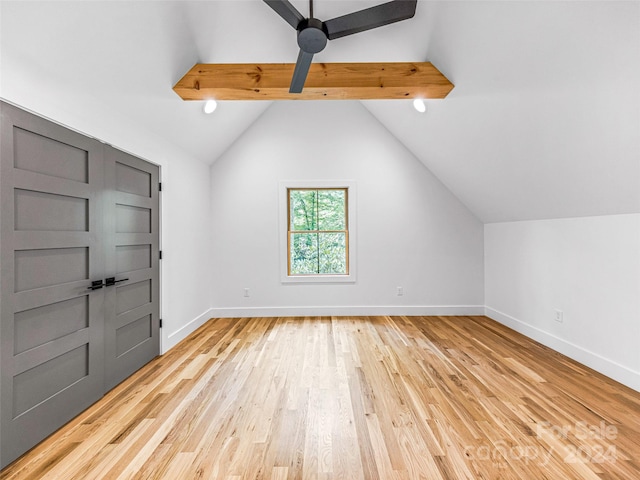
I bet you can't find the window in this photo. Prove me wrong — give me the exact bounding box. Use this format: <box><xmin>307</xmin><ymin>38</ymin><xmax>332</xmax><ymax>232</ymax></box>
<box><xmin>288</xmin><ymin>188</ymin><xmax>348</xmax><ymax>275</ymax></box>
<box><xmin>280</xmin><ymin>181</ymin><xmax>356</xmax><ymax>283</ymax></box>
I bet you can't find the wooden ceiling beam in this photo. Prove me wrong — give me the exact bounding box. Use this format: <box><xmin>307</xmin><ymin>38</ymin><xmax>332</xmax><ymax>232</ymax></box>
<box><xmin>173</xmin><ymin>62</ymin><xmax>454</xmax><ymax>101</ymax></box>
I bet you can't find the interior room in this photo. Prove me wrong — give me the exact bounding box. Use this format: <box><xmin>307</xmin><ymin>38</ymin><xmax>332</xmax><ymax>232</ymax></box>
<box><xmin>1</xmin><ymin>1</ymin><xmax>638</xmax><ymax>478</ymax></box>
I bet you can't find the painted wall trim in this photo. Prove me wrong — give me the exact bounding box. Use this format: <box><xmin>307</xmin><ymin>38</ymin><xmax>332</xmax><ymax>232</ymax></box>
<box><xmin>163</xmin><ymin>308</ymin><xmax>214</xmax><ymax>354</ymax></box>
<box><xmin>485</xmin><ymin>306</ymin><xmax>640</xmax><ymax>392</ymax></box>
<box><xmin>209</xmin><ymin>305</ymin><xmax>485</xmax><ymax>318</ymax></box>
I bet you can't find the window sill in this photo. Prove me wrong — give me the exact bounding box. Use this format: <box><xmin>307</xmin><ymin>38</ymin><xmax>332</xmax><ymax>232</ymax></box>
<box><xmin>281</xmin><ymin>274</ymin><xmax>356</xmax><ymax>284</ymax></box>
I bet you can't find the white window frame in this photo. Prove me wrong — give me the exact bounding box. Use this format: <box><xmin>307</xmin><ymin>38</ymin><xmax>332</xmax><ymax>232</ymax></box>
<box><xmin>279</xmin><ymin>180</ymin><xmax>357</xmax><ymax>284</ymax></box>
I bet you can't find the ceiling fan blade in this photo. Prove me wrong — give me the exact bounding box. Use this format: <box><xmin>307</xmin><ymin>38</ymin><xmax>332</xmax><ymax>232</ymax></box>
<box><xmin>263</xmin><ymin>0</ymin><xmax>305</xmax><ymax>29</ymax></box>
<box><xmin>289</xmin><ymin>49</ymin><xmax>314</xmax><ymax>93</ymax></box>
<box><xmin>324</xmin><ymin>0</ymin><xmax>417</xmax><ymax>40</ymax></box>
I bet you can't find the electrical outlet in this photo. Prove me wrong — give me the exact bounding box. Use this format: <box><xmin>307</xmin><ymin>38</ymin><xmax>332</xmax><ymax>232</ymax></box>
<box><xmin>397</xmin><ymin>286</ymin><xmax>404</xmax><ymax>296</ymax></box>
<box><xmin>555</xmin><ymin>309</ymin><xmax>563</xmax><ymax>323</ymax></box>
<box><xmin>244</xmin><ymin>288</ymin><xmax>250</xmax><ymax>298</ymax></box>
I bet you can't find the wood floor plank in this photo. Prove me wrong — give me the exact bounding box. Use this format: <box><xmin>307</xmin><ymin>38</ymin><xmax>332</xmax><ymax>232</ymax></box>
<box><xmin>2</xmin><ymin>315</ymin><xmax>639</xmax><ymax>479</ymax></box>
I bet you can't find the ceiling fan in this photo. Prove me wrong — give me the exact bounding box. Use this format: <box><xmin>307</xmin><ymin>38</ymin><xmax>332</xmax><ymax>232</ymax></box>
<box><xmin>264</xmin><ymin>0</ymin><xmax>418</xmax><ymax>93</ymax></box>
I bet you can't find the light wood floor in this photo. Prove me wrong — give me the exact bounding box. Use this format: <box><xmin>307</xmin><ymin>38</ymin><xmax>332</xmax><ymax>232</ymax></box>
<box><xmin>2</xmin><ymin>316</ymin><xmax>639</xmax><ymax>479</ymax></box>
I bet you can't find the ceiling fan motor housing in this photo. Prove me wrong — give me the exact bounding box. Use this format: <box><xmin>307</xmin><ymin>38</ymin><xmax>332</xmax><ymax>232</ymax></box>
<box><xmin>297</xmin><ymin>18</ymin><xmax>328</xmax><ymax>54</ymax></box>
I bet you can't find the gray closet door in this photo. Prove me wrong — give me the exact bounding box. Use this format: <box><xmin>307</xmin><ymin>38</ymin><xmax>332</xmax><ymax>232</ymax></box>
<box><xmin>0</xmin><ymin>103</ymin><xmax>105</xmax><ymax>467</ymax></box>
<box><xmin>103</xmin><ymin>146</ymin><xmax>160</xmax><ymax>392</ymax></box>
<box><xmin>0</xmin><ymin>104</ymin><xmax>161</xmax><ymax>468</ymax></box>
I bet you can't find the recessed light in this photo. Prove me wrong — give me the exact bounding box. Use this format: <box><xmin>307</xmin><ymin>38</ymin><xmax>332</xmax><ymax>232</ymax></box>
<box><xmin>413</xmin><ymin>98</ymin><xmax>426</xmax><ymax>113</ymax></box>
<box><xmin>203</xmin><ymin>99</ymin><xmax>217</xmax><ymax>114</ymax></box>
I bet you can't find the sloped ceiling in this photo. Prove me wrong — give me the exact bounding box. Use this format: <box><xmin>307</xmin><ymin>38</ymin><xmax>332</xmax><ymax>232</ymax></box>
<box><xmin>1</xmin><ymin>1</ymin><xmax>638</xmax><ymax>223</ymax></box>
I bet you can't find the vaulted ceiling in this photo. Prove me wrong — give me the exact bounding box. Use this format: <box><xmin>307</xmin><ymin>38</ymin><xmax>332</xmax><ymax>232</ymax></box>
<box><xmin>1</xmin><ymin>1</ymin><xmax>638</xmax><ymax>222</ymax></box>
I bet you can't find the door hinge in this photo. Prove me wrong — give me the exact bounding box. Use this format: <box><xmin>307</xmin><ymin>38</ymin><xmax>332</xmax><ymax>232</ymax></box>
<box><xmin>159</xmin><ymin>182</ymin><xmax>162</xmax><ymax>192</ymax></box>
<box><xmin>159</xmin><ymin>250</ymin><xmax>163</xmax><ymax>260</ymax></box>
<box><xmin>159</xmin><ymin>319</ymin><xmax>163</xmax><ymax>328</ymax></box>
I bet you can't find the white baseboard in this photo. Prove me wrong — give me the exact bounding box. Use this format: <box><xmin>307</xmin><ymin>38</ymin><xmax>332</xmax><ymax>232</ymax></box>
<box><xmin>209</xmin><ymin>305</ymin><xmax>485</xmax><ymax>318</ymax></box>
<box><xmin>485</xmin><ymin>306</ymin><xmax>640</xmax><ymax>392</ymax></box>
<box><xmin>162</xmin><ymin>308</ymin><xmax>214</xmax><ymax>354</ymax></box>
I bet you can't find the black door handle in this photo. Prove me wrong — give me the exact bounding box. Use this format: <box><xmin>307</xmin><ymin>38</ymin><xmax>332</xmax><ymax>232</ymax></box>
<box><xmin>87</xmin><ymin>280</ymin><xmax>104</xmax><ymax>290</ymax></box>
<box><xmin>105</xmin><ymin>277</ymin><xmax>129</xmax><ymax>287</ymax></box>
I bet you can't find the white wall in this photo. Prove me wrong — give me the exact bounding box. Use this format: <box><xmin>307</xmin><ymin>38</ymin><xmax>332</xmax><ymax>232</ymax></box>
<box><xmin>159</xmin><ymin>159</ymin><xmax>213</xmax><ymax>352</ymax></box>
<box><xmin>0</xmin><ymin>57</ymin><xmax>213</xmax><ymax>353</ymax></box>
<box><xmin>485</xmin><ymin>214</ymin><xmax>640</xmax><ymax>391</ymax></box>
<box><xmin>210</xmin><ymin>101</ymin><xmax>484</xmax><ymax>317</ymax></box>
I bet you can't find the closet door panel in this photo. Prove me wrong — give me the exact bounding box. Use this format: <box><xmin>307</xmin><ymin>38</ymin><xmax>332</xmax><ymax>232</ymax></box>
<box><xmin>103</xmin><ymin>146</ymin><xmax>160</xmax><ymax>392</ymax></box>
<box><xmin>0</xmin><ymin>102</ymin><xmax>105</xmax><ymax>468</ymax></box>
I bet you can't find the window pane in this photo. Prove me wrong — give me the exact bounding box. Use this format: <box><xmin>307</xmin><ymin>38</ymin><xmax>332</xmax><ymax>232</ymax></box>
<box><xmin>290</xmin><ymin>233</ymin><xmax>318</xmax><ymax>274</ymax></box>
<box><xmin>317</xmin><ymin>189</ymin><xmax>345</xmax><ymax>231</ymax></box>
<box><xmin>290</xmin><ymin>190</ymin><xmax>317</xmax><ymax>231</ymax></box>
<box><xmin>318</xmin><ymin>233</ymin><xmax>346</xmax><ymax>274</ymax></box>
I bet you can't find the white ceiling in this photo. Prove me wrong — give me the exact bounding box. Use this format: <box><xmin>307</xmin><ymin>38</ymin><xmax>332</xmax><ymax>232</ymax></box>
<box><xmin>1</xmin><ymin>0</ymin><xmax>638</xmax><ymax>222</ymax></box>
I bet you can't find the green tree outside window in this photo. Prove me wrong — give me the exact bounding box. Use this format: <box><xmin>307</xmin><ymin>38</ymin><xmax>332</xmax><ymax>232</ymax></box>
<box><xmin>288</xmin><ymin>188</ymin><xmax>348</xmax><ymax>275</ymax></box>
